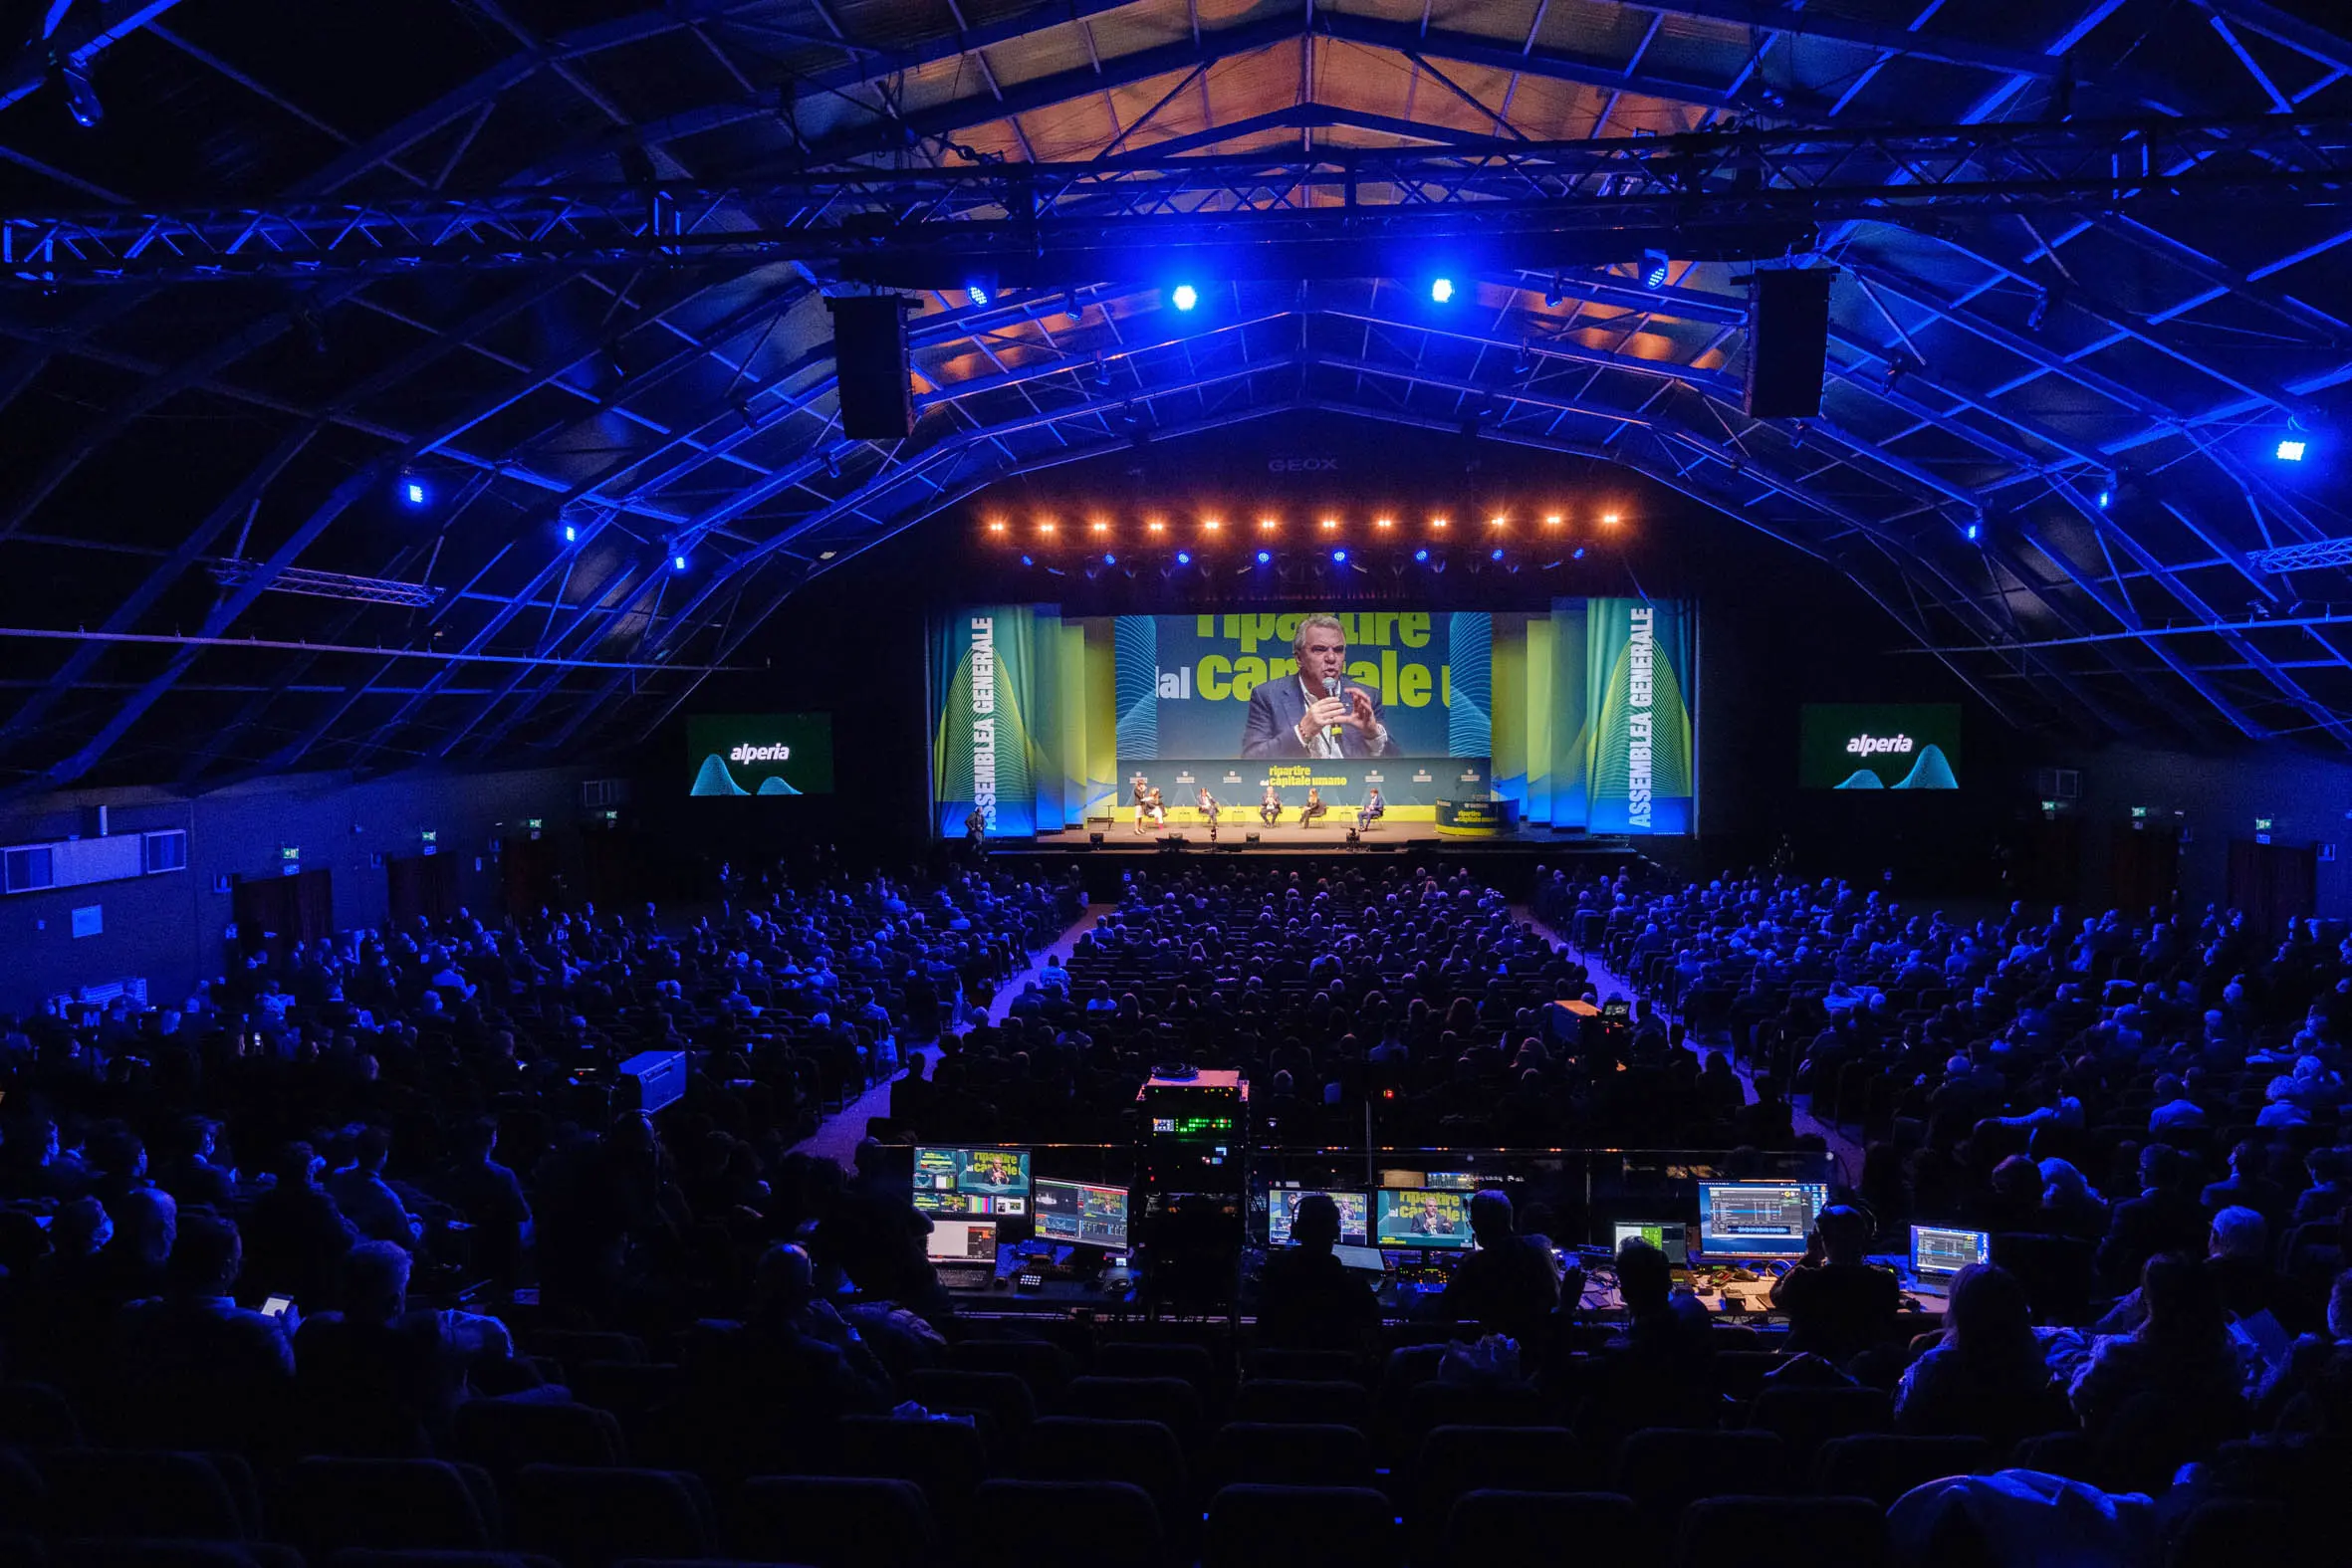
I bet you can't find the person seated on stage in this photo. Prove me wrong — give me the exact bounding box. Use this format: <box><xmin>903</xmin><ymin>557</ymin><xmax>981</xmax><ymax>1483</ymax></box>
<box><xmin>1768</xmin><ymin>1201</ymin><xmax>1903</xmax><ymax>1365</ymax></box>
<box><xmin>1298</xmin><ymin>786</ymin><xmax>1327</xmax><ymax>828</ymax></box>
<box><xmin>1196</xmin><ymin>787</ymin><xmax>1220</xmax><ymax>839</ymax></box>
<box><xmin>1145</xmin><ymin>787</ymin><xmax>1166</xmax><ymax>829</ymax></box>
<box><xmin>1130</xmin><ymin>779</ymin><xmax>1152</xmax><ymax>835</ymax></box>
<box><xmin>1356</xmin><ymin>786</ymin><xmax>1385</xmax><ymax>831</ymax></box>
<box><xmin>1259</xmin><ymin>784</ymin><xmax>1283</xmax><ymax>825</ymax></box>
<box><xmin>1259</xmin><ymin>1194</ymin><xmax>1379</xmax><ymax>1355</ymax></box>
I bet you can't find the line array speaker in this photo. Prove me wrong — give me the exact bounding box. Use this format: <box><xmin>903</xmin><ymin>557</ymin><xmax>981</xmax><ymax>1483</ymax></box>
<box><xmin>826</xmin><ymin>295</ymin><xmax>914</xmax><ymax>440</ymax></box>
<box><xmin>1744</xmin><ymin>268</ymin><xmax>1835</xmax><ymax>420</ymax></box>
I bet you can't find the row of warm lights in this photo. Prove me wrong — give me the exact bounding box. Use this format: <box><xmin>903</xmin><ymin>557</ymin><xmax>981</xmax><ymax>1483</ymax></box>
<box><xmin>987</xmin><ymin>510</ymin><xmax>1623</xmax><ymax>538</ymax></box>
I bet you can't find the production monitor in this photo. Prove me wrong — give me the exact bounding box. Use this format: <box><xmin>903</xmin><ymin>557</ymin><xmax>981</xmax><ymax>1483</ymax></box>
<box><xmin>1266</xmin><ymin>1187</ymin><xmax>1371</xmax><ymax>1246</ymax></box>
<box><xmin>1612</xmin><ymin>1221</ymin><xmax>1689</xmax><ymax>1265</ymax></box>
<box><xmin>1375</xmin><ymin>1188</ymin><xmax>1474</xmax><ymax>1248</ymax></box>
<box><xmin>912</xmin><ymin>1146</ymin><xmax>1032</xmax><ymax>1217</ymax></box>
<box><xmin>1696</xmin><ymin>1182</ymin><xmax>1829</xmax><ymax>1258</ymax></box>
<box><xmin>1911</xmin><ymin>1225</ymin><xmax>1992</xmax><ymax>1281</ymax></box>
<box><xmin>1378</xmin><ymin>1169</ymin><xmax>1482</xmax><ymax>1192</ymax></box>
<box><xmin>925</xmin><ymin>1218</ymin><xmax>1000</xmax><ymax>1262</ymax></box>
<box><xmin>1033</xmin><ymin>1180</ymin><xmax>1131</xmax><ymax>1249</ymax></box>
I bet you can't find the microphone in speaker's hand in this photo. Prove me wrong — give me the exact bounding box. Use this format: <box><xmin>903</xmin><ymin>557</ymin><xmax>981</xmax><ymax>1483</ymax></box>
<box><xmin>1323</xmin><ymin>676</ymin><xmax>1346</xmax><ymax>741</ymax></box>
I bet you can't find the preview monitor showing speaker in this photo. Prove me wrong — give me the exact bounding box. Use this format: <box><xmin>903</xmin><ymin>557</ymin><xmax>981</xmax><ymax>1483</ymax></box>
<box><xmin>827</xmin><ymin>295</ymin><xmax>914</xmax><ymax>440</ymax></box>
<box><xmin>1745</xmin><ymin>268</ymin><xmax>1835</xmax><ymax>420</ymax></box>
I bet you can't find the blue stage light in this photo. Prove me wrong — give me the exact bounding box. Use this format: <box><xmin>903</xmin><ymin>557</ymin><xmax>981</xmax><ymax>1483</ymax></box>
<box><xmin>1414</xmin><ymin>549</ymin><xmax>1429</xmax><ymax>562</ymax></box>
<box><xmin>1172</xmin><ymin>284</ymin><xmax>1198</xmax><ymax>312</ymax></box>
<box><xmin>2096</xmin><ymin>488</ymin><xmax>2112</xmax><ymax>510</ymax></box>
<box><xmin>672</xmin><ymin>554</ymin><xmax>688</xmax><ymax>571</ymax></box>
<box><xmin>966</xmin><ymin>279</ymin><xmax>992</xmax><ymax>306</ymax></box>
<box><xmin>399</xmin><ymin>477</ymin><xmax>428</xmax><ymax>508</ymax></box>
<box><xmin>1256</xmin><ymin>550</ymin><xmax>1271</xmax><ymax>564</ymax></box>
<box><xmin>1491</xmin><ymin>548</ymin><xmax>1505</xmax><ymax>561</ymax></box>
<box><xmin>1332</xmin><ymin>549</ymin><xmax>1347</xmax><ymax>563</ymax></box>
<box><xmin>1176</xmin><ymin>551</ymin><xmax>1192</xmax><ymax>564</ymax></box>
<box><xmin>1642</xmin><ymin>248</ymin><xmax>1671</xmax><ymax>290</ymax></box>
<box><xmin>1572</xmin><ymin>546</ymin><xmax>1586</xmax><ymax>560</ymax></box>
<box><xmin>1430</xmin><ymin>278</ymin><xmax>1455</xmax><ymax>304</ymax></box>
<box><xmin>2277</xmin><ymin>437</ymin><xmax>2307</xmax><ymax>462</ymax></box>
<box><xmin>1021</xmin><ymin>555</ymin><xmax>1034</xmax><ymax>567</ymax></box>
<box><xmin>1965</xmin><ymin>523</ymin><xmax>1981</xmax><ymax>541</ymax></box>
<box><xmin>562</xmin><ymin>523</ymin><xmax>577</xmax><ymax>544</ymax></box>
<box><xmin>1103</xmin><ymin>553</ymin><xmax>1116</xmax><ymax>565</ymax></box>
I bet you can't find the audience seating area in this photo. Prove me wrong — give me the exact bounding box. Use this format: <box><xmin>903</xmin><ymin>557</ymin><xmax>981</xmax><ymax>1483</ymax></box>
<box><xmin>0</xmin><ymin>855</ymin><xmax>2344</xmax><ymax>1566</ymax></box>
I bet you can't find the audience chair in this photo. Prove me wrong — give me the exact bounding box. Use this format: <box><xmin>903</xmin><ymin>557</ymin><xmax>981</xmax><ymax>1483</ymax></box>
<box><xmin>1202</xmin><ymin>1484</ymin><xmax>1399</xmax><ymax>1568</ymax></box>
<box><xmin>730</xmin><ymin>1476</ymin><xmax>933</xmax><ymax>1568</ymax></box>
<box><xmin>1676</xmin><ymin>1495</ymin><xmax>1889</xmax><ymax>1568</ymax></box>
<box><xmin>1811</xmin><ymin>1436</ymin><xmax>1995</xmax><ymax>1506</ymax></box>
<box><xmin>511</xmin><ymin>1465</ymin><xmax>715</xmax><ymax>1568</ymax></box>
<box><xmin>831</xmin><ymin>1414</ymin><xmax>990</xmax><ymax>1518</ymax></box>
<box><xmin>1444</xmin><ymin>1489</ymin><xmax>1638</xmax><ymax>1568</ymax></box>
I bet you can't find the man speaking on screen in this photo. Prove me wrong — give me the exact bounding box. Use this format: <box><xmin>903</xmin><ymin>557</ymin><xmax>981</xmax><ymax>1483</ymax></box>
<box><xmin>1241</xmin><ymin>613</ymin><xmax>1392</xmax><ymax>760</ymax></box>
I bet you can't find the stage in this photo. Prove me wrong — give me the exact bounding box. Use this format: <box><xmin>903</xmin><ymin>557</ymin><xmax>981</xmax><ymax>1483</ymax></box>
<box><xmin>980</xmin><ymin>820</ymin><xmax>1655</xmax><ymax>894</ymax></box>
<box><xmin>1077</xmin><ymin>817</ymin><xmax>1453</xmax><ymax>848</ymax></box>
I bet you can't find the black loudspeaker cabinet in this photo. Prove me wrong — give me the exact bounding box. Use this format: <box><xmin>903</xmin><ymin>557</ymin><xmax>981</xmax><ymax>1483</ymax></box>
<box><xmin>827</xmin><ymin>295</ymin><xmax>915</xmax><ymax>440</ymax></box>
<box><xmin>1744</xmin><ymin>268</ymin><xmax>1836</xmax><ymax>420</ymax></box>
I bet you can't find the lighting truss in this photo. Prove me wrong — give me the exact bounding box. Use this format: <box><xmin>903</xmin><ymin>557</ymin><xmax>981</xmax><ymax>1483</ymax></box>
<box><xmin>2246</xmin><ymin>537</ymin><xmax>2352</xmax><ymax>574</ymax></box>
<box><xmin>6</xmin><ymin>114</ymin><xmax>2349</xmax><ymax>284</ymax></box>
<box><xmin>206</xmin><ymin>560</ymin><xmax>442</xmax><ymax>607</ymax></box>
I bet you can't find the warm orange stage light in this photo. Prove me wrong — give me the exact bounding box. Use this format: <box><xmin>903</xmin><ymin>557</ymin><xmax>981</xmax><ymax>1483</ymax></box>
<box><xmin>1543</xmin><ymin>514</ymin><xmax>1563</xmax><ymax>527</ymax></box>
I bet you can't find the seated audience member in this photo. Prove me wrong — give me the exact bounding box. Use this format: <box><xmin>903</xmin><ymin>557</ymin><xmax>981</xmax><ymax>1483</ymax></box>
<box><xmin>296</xmin><ymin>1239</ymin><xmax>517</xmax><ymax>1454</ymax></box>
<box><xmin>116</xmin><ymin>1211</ymin><xmax>296</xmax><ymax>1449</ymax></box>
<box><xmin>244</xmin><ymin>1139</ymin><xmax>363</xmax><ymax>1308</ymax></box>
<box><xmin>1441</xmin><ymin>1188</ymin><xmax>1560</xmax><ymax>1347</ymax></box>
<box><xmin>716</xmin><ymin>1243</ymin><xmax>894</xmax><ymax>1434</ymax></box>
<box><xmin>329</xmin><ymin>1126</ymin><xmax>425</xmax><ymax>1246</ymax></box>
<box><xmin>1770</xmin><ymin>1202</ymin><xmax>1903</xmax><ymax>1363</ymax></box>
<box><xmin>1258</xmin><ymin>1193</ymin><xmax>1379</xmax><ymax>1353</ymax></box>
<box><xmin>2202</xmin><ymin>1139</ymin><xmax>2289</xmax><ymax>1229</ymax></box>
<box><xmin>2069</xmin><ymin>1251</ymin><xmax>2248</xmax><ymax>1460</ymax></box>
<box><xmin>1894</xmin><ymin>1262</ymin><xmax>2071</xmax><ymax>1448</ymax></box>
<box><xmin>438</xmin><ymin>1117</ymin><xmax>532</xmax><ymax>1283</ymax></box>
<box><xmin>155</xmin><ymin>1116</ymin><xmax>238</xmax><ymax>1210</ymax></box>
<box><xmin>2098</xmin><ymin>1145</ymin><xmax>2207</xmax><ymax>1292</ymax></box>
<box><xmin>2036</xmin><ymin>1158</ymin><xmax>2108</xmax><ymax>1241</ymax></box>
<box><xmin>2292</xmin><ymin>1147</ymin><xmax>2350</xmax><ymax>1226</ymax></box>
<box><xmin>2204</xmin><ymin>1205</ymin><xmax>2307</xmax><ymax>1329</ymax></box>
<box><xmin>1596</xmin><ymin>1236</ymin><xmax>1717</xmax><ymax>1435</ymax></box>
<box><xmin>2254</xmin><ymin>1267</ymin><xmax>2352</xmax><ymax>1432</ymax></box>
<box><xmin>95</xmin><ymin>1186</ymin><xmax>178</xmax><ymax>1303</ymax></box>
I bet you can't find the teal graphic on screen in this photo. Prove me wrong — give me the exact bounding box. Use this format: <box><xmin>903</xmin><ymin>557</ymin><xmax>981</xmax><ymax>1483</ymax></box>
<box><xmin>1798</xmin><ymin>704</ymin><xmax>1960</xmax><ymax>790</ymax></box>
<box><xmin>686</xmin><ymin>714</ymin><xmax>835</xmax><ymax>796</ymax></box>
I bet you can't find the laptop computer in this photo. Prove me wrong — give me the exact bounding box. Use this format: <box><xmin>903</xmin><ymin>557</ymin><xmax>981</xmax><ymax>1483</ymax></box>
<box><xmin>927</xmin><ymin>1218</ymin><xmax>1002</xmax><ymax>1289</ymax></box>
<box><xmin>1908</xmin><ymin>1224</ymin><xmax>1991</xmax><ymax>1294</ymax></box>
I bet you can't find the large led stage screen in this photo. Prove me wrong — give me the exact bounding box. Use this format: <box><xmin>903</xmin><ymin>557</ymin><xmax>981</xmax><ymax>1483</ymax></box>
<box><xmin>1798</xmin><ymin>703</ymin><xmax>1960</xmax><ymax>790</ymax></box>
<box><xmin>930</xmin><ymin>602</ymin><xmax>1695</xmax><ymax>836</ymax></box>
<box><xmin>686</xmin><ymin>713</ymin><xmax>836</xmax><ymax>796</ymax></box>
